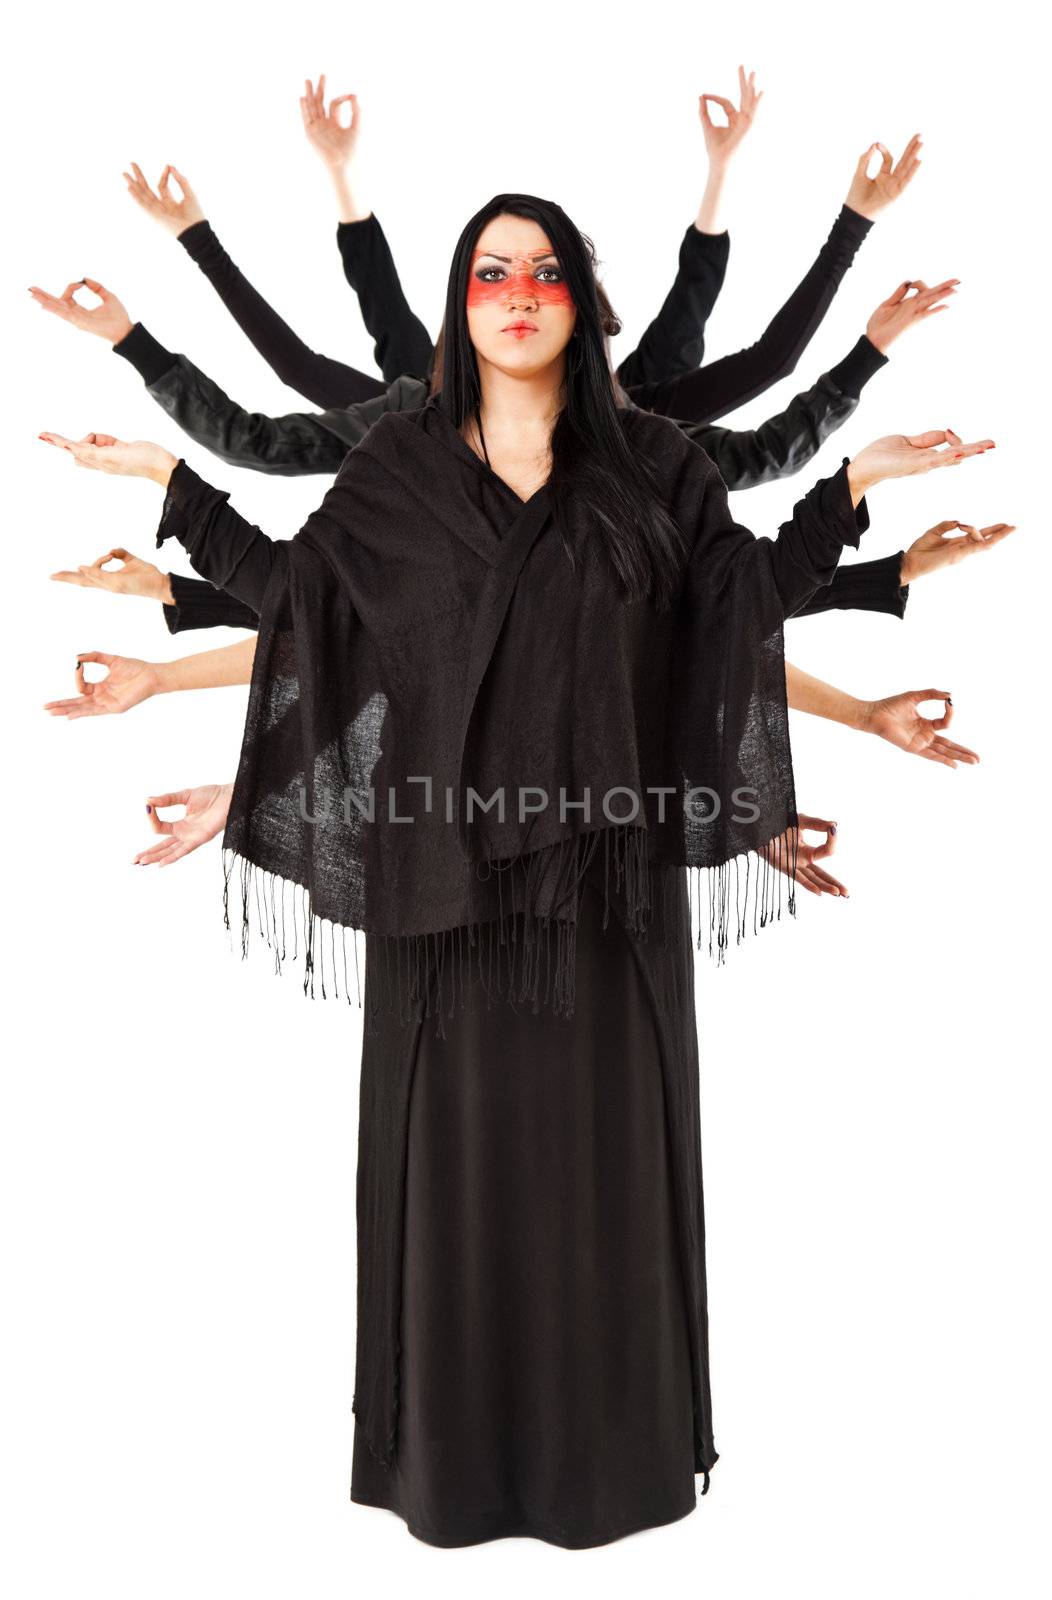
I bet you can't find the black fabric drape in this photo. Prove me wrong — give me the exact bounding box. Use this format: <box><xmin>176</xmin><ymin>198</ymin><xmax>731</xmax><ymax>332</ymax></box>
<box><xmin>154</xmin><ymin>399</ymin><xmax>868</xmax><ymax>1026</ymax></box>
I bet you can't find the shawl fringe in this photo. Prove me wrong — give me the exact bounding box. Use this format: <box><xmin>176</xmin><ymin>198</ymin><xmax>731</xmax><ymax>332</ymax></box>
<box><xmin>220</xmin><ymin>822</ymin><xmax>799</xmax><ymax>1036</ymax></box>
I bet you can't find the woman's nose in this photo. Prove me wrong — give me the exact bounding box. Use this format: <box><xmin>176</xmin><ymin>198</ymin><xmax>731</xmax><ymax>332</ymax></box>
<box><xmin>505</xmin><ymin>274</ymin><xmax>538</xmax><ymax>310</ymax></box>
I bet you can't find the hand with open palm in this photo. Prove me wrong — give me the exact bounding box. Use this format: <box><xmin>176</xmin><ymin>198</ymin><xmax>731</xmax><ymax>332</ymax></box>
<box><xmin>44</xmin><ymin>653</ymin><xmax>163</xmax><ymax>720</ymax></box>
<box><xmin>862</xmin><ymin>691</ymin><xmax>978</xmax><ymax>768</ymax></box>
<box><xmin>901</xmin><ymin>520</ymin><xmax>1016</xmax><ymax>584</ymax></box>
<box><xmin>134</xmin><ymin>784</ymin><xmax>233</xmax><ymax>867</ymax></box>
<box><xmin>300</xmin><ymin>74</ymin><xmax>361</xmax><ymax>171</ymax></box>
<box><xmin>29</xmin><ymin>279</ymin><xmax>133</xmax><ymax>345</ymax></box>
<box><xmin>765</xmin><ymin>814</ymin><xmax>848</xmax><ymax>898</ymax></box>
<box><xmin>50</xmin><ymin>548</ymin><xmax>172</xmax><ymax>604</ymax></box>
<box><xmin>123</xmin><ymin>163</ymin><xmax>205</xmax><ymax>237</ymax></box>
<box><xmin>846</xmin><ymin>134</ymin><xmax>923</xmax><ymax>220</ymax></box>
<box><xmin>698</xmin><ymin>65</ymin><xmax>762</xmax><ymax>169</ymax></box>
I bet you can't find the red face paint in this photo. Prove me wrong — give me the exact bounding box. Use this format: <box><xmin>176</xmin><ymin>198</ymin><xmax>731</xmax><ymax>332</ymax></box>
<box><xmin>466</xmin><ymin>249</ymin><xmax>574</xmax><ymax>311</ymax></box>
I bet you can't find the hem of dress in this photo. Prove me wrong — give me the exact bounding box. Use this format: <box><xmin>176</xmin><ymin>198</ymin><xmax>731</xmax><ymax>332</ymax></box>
<box><xmin>349</xmin><ymin>1487</ymin><xmax>701</xmax><ymax>1549</ymax></box>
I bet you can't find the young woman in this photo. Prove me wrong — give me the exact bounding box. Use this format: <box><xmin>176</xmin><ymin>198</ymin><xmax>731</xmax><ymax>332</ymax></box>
<box><xmin>41</xmin><ymin>195</ymin><xmax>992</xmax><ymax>1548</ymax></box>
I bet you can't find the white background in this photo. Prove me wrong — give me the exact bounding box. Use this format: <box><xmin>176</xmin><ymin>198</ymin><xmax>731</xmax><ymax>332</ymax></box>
<box><xmin>2</xmin><ymin>1</ymin><xmax>1048</xmax><ymax>1594</ymax></box>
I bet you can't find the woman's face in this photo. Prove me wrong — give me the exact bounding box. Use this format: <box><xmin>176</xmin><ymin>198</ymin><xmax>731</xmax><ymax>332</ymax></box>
<box><xmin>466</xmin><ymin>214</ymin><xmax>577</xmax><ymax>378</ymax></box>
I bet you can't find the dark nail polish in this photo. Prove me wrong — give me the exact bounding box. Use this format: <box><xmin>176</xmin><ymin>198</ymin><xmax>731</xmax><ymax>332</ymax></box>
<box><xmin>947</xmin><ymin>697</ymin><xmax>953</xmax><ymax>706</ymax></box>
<box><xmin>146</xmin><ymin>804</ymin><xmax>152</xmax><ymax>813</ymax></box>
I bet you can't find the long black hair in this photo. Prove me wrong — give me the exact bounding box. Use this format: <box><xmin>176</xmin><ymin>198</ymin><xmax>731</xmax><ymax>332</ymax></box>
<box><xmin>439</xmin><ymin>193</ymin><xmax>685</xmax><ymax>607</ymax></box>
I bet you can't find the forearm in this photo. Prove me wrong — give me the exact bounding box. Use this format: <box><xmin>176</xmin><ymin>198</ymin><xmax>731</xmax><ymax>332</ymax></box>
<box><xmin>154</xmin><ymin>636</ymin><xmax>257</xmax><ymax>693</ymax></box>
<box><xmin>336</xmin><ymin>214</ymin><xmax>435</xmax><ymax>383</ymax></box>
<box><xmin>616</xmin><ymin>223</ymin><xmax>730</xmax><ymax>389</ymax></box>
<box><xmin>155</xmin><ymin>460</ymin><xmax>281</xmax><ymax>613</ymax></box>
<box><xmin>789</xmin><ymin>551</ymin><xmax>909</xmax><ymax>620</ymax></box>
<box><xmin>328</xmin><ymin>166</ymin><xmax>370</xmax><ymax>224</ymax></box>
<box><xmin>113</xmin><ymin>324</ymin><xmax>347</xmax><ymax>476</ymax></box>
<box><xmin>769</xmin><ymin>459</ymin><xmax>871</xmax><ymax>613</ymax></box>
<box><xmin>176</xmin><ymin>220</ymin><xmax>382</xmax><ymax>407</ymax></box>
<box><xmin>645</xmin><ymin>205</ymin><xmax>873</xmax><ymax>425</ymax></box>
<box><xmin>785</xmin><ymin>662</ymin><xmax>868</xmax><ymax>729</ymax></box>
<box><xmin>163</xmin><ymin>572</ymin><xmax>260</xmax><ymax>634</ymax></box>
<box><xmin>695</xmin><ymin>164</ymin><xmax>729</xmax><ymax>236</ymax></box>
<box><xmin>695</xmin><ymin>335</ymin><xmax>888</xmax><ymax>492</ymax></box>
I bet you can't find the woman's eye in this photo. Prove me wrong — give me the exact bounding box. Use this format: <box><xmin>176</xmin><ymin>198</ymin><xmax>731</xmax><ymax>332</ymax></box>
<box><xmin>476</xmin><ymin>266</ymin><xmax>506</xmax><ymax>284</ymax></box>
<box><xmin>535</xmin><ymin>266</ymin><xmax>563</xmax><ymax>284</ymax></box>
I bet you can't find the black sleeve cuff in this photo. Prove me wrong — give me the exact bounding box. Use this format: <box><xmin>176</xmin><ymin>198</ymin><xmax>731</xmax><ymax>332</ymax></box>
<box><xmin>836</xmin><ymin>203</ymin><xmax>875</xmax><ymax>243</ymax></box>
<box><xmin>835</xmin><ymin>551</ymin><xmax>909</xmax><ymax>617</ymax></box>
<box><xmin>112</xmin><ymin>322</ymin><xmax>178</xmax><ymax>385</ymax></box>
<box><xmin>176</xmin><ymin>219</ymin><xmax>218</xmax><ymax>262</ymax></box>
<box><xmin>683</xmin><ymin>222</ymin><xmax>731</xmax><ymax>262</ymax></box>
<box><xmin>155</xmin><ymin>459</ymin><xmax>224</xmax><ymax>549</ymax></box>
<box><xmin>827</xmin><ymin>335</ymin><xmax>888</xmax><ymax>400</ymax></box>
<box><xmin>163</xmin><ymin>570</ymin><xmax>258</xmax><ymax>633</ymax></box>
<box><xmin>820</xmin><ymin>458</ymin><xmax>869</xmax><ymax>550</ymax></box>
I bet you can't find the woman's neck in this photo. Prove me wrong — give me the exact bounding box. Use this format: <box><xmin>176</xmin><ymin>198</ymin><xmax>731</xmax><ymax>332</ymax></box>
<box><xmin>474</xmin><ymin>358</ymin><xmax>565</xmax><ymax>440</ymax></box>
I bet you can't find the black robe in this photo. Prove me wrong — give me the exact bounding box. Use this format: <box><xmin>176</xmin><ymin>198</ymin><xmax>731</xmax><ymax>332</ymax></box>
<box><xmin>154</xmin><ymin>398</ymin><xmax>868</xmax><ymax>1544</ymax></box>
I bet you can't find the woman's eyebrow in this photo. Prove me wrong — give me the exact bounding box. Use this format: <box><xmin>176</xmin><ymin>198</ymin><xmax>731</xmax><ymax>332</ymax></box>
<box><xmin>471</xmin><ymin>249</ymin><xmax>559</xmax><ymax>263</ymax></box>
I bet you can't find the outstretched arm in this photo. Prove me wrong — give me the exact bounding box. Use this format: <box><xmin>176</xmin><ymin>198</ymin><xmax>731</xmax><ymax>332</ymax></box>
<box><xmin>29</xmin><ymin>281</ymin><xmax>351</xmax><ymax>474</ymax></box>
<box><xmin>124</xmin><ymin>161</ymin><xmax>386</xmax><ymax>407</ymax></box>
<box><xmin>785</xmin><ymin>663</ymin><xmax>979</xmax><ymax>768</ymax></box>
<box><xmin>44</xmin><ymin>637</ymin><xmax>256</xmax><ymax>720</ymax></box>
<box><xmin>49</xmin><ymin>548</ymin><xmax>261</xmax><ymax>633</ymax></box>
<box><xmin>681</xmin><ymin>271</ymin><xmax>955</xmax><ymax>490</ymax></box>
<box><xmin>637</xmin><ymin>136</ymin><xmax>926</xmax><ymax>425</ymax></box>
<box><xmin>615</xmin><ymin>68</ymin><xmax>762</xmax><ymax>388</ymax></box>
<box><xmin>299</xmin><ymin>76</ymin><xmax>434</xmax><ymax>382</ymax></box>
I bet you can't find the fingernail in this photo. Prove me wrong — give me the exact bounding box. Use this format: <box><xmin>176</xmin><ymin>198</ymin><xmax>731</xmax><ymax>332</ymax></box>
<box><xmin>145</xmin><ymin>804</ymin><xmax>152</xmax><ymax>814</ymax></box>
<box><xmin>829</xmin><ymin>822</ymin><xmax>838</xmax><ymax>834</ymax></box>
<box><xmin>947</xmin><ymin>696</ymin><xmax>953</xmax><ymax>705</ymax></box>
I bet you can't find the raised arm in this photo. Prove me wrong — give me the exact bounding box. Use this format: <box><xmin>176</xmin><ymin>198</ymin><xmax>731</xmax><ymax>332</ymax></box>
<box><xmin>123</xmin><ymin>162</ymin><xmax>386</xmax><ymax>407</ymax></box>
<box><xmin>298</xmin><ymin>77</ymin><xmax>434</xmax><ymax>382</ymax></box>
<box><xmin>636</xmin><ymin>136</ymin><xmax>927</xmax><ymax>426</ymax></box>
<box><xmin>614</xmin><ymin>68</ymin><xmax>761</xmax><ymax>388</ymax></box>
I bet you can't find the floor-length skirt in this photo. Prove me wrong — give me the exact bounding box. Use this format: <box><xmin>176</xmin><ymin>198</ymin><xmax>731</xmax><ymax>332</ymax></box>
<box><xmin>350</xmin><ymin>864</ymin><xmax>716</xmax><ymax>1547</ymax></box>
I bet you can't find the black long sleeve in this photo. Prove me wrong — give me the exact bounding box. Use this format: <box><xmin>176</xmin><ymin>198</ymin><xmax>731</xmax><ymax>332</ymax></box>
<box><xmin>162</xmin><ymin>571</ymin><xmax>259</xmax><ymax>634</ymax></box>
<box><xmin>113</xmin><ymin>322</ymin><xmax>351</xmax><ymax>475</ymax></box>
<box><xmin>763</xmin><ymin>459</ymin><xmax>870</xmax><ymax>616</ymax></box>
<box><xmin>635</xmin><ymin>206</ymin><xmax>874</xmax><ymax>426</ymax></box>
<box><xmin>336</xmin><ymin>215</ymin><xmax>434</xmax><ymax>382</ymax></box>
<box><xmin>789</xmin><ymin>550</ymin><xmax>909</xmax><ymax>619</ymax></box>
<box><xmin>176</xmin><ymin>220</ymin><xmax>386</xmax><ymax>408</ymax></box>
<box><xmin>614</xmin><ymin>225</ymin><xmax>730</xmax><ymax>389</ymax></box>
<box><xmin>677</xmin><ymin>334</ymin><xmax>888</xmax><ymax>492</ymax></box>
<box><xmin>155</xmin><ymin>461</ymin><xmax>281</xmax><ymax>613</ymax></box>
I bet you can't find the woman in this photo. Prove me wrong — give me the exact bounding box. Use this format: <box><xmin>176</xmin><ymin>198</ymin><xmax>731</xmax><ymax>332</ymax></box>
<box><xmin>41</xmin><ymin>194</ymin><xmax>992</xmax><ymax>1548</ymax></box>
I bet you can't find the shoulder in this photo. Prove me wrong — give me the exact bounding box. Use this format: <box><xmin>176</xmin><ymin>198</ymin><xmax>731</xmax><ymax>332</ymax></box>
<box><xmin>618</xmin><ymin>404</ymin><xmax>722</xmax><ymax>496</ymax></box>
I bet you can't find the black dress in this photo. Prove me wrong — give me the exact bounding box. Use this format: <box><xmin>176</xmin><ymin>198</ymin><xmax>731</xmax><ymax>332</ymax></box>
<box><xmin>349</xmin><ymin>857</ymin><xmax>709</xmax><ymax>1547</ymax></box>
<box><xmin>155</xmin><ymin>408</ymin><xmax>869</xmax><ymax>1550</ymax></box>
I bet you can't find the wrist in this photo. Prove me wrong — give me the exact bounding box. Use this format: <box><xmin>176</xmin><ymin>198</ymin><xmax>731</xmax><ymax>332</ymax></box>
<box><xmin>141</xmin><ymin>660</ymin><xmax>169</xmax><ymax>697</ymax></box>
<box><xmin>146</xmin><ymin>450</ymin><xmax>178</xmax><ymax>488</ymax></box>
<box><xmin>110</xmin><ymin>317</ymin><xmax>134</xmax><ymax>346</ymax></box>
<box><xmin>899</xmin><ymin>550</ymin><xmax>914</xmax><ymax>585</ymax></box>
<box><xmin>849</xmin><ymin>697</ymin><xmax>875</xmax><ymax>733</ymax></box>
<box><xmin>846</xmin><ymin>459</ymin><xmax>877</xmax><ymax>504</ymax></box>
<box><xmin>158</xmin><ymin>571</ymin><xmax>176</xmax><ymax>605</ymax></box>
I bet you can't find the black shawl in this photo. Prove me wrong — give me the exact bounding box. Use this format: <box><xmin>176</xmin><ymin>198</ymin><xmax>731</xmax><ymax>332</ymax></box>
<box><xmin>158</xmin><ymin>397</ymin><xmax>866</xmax><ymax>1027</ymax></box>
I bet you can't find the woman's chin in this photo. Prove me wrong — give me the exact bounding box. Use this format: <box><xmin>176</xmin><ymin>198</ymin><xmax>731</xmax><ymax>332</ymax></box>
<box><xmin>481</xmin><ymin>342</ymin><xmax>567</xmax><ymax>380</ymax></box>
